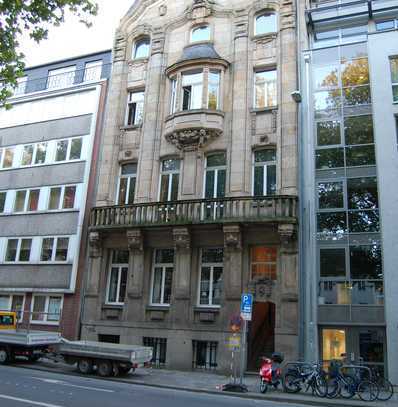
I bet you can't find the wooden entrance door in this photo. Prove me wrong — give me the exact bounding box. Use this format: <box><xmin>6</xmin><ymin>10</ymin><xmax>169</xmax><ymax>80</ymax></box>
<box><xmin>247</xmin><ymin>302</ymin><xmax>275</xmax><ymax>371</ymax></box>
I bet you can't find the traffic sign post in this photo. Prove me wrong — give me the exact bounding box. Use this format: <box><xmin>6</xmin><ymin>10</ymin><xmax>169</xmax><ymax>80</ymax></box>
<box><xmin>239</xmin><ymin>294</ymin><xmax>252</xmax><ymax>388</ymax></box>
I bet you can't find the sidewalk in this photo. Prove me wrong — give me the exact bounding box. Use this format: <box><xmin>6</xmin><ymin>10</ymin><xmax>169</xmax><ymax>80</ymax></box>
<box><xmin>16</xmin><ymin>358</ymin><xmax>397</xmax><ymax>407</ymax></box>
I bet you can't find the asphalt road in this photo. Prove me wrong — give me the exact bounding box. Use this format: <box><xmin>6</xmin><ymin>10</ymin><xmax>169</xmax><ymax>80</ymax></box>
<box><xmin>0</xmin><ymin>365</ymin><xmax>311</xmax><ymax>407</ymax></box>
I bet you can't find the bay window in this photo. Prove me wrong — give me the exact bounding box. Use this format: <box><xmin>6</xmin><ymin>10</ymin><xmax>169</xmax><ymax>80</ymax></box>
<box><xmin>198</xmin><ymin>249</ymin><xmax>223</xmax><ymax>306</ymax></box>
<box><xmin>169</xmin><ymin>68</ymin><xmax>223</xmax><ymax>114</ymax></box>
<box><xmin>159</xmin><ymin>159</ymin><xmax>180</xmax><ymax>202</ymax></box>
<box><xmin>182</xmin><ymin>71</ymin><xmax>203</xmax><ymax>110</ymax></box>
<box><xmin>151</xmin><ymin>249</ymin><xmax>174</xmax><ymax>306</ymax></box>
<box><xmin>255</xmin><ymin>69</ymin><xmax>277</xmax><ymax>108</ymax></box>
<box><xmin>117</xmin><ymin>163</ymin><xmax>137</xmax><ymax>205</ymax></box>
<box><xmin>106</xmin><ymin>250</ymin><xmax>129</xmax><ymax>305</ymax></box>
<box><xmin>253</xmin><ymin>149</ymin><xmax>277</xmax><ymax>196</ymax></box>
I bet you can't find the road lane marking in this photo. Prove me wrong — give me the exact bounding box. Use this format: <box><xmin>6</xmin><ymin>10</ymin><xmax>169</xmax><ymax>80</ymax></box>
<box><xmin>31</xmin><ymin>377</ymin><xmax>114</xmax><ymax>393</ymax></box>
<box><xmin>0</xmin><ymin>394</ymin><xmax>64</xmax><ymax>407</ymax></box>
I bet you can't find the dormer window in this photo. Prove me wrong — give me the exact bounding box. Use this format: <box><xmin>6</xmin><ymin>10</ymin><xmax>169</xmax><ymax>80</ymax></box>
<box><xmin>191</xmin><ymin>25</ymin><xmax>210</xmax><ymax>43</ymax></box>
<box><xmin>255</xmin><ymin>12</ymin><xmax>277</xmax><ymax>36</ymax></box>
<box><xmin>133</xmin><ymin>37</ymin><xmax>150</xmax><ymax>59</ymax></box>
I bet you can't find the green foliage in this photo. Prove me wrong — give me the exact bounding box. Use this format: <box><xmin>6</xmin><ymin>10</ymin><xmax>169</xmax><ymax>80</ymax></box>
<box><xmin>0</xmin><ymin>0</ymin><xmax>98</xmax><ymax>106</ymax></box>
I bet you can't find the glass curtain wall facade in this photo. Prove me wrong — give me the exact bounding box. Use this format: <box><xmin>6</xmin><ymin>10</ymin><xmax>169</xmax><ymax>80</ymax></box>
<box><xmin>305</xmin><ymin>40</ymin><xmax>386</xmax><ymax>374</ymax></box>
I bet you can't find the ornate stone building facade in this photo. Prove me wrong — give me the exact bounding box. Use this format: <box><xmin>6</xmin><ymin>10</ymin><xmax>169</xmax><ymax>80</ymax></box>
<box><xmin>82</xmin><ymin>0</ymin><xmax>299</xmax><ymax>371</ymax></box>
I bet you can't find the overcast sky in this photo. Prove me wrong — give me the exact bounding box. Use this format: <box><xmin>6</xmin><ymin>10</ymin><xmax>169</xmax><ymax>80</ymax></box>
<box><xmin>20</xmin><ymin>0</ymin><xmax>134</xmax><ymax>67</ymax></box>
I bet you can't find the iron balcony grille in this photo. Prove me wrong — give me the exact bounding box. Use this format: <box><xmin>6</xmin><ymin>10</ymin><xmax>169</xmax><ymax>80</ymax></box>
<box><xmin>90</xmin><ymin>195</ymin><xmax>298</xmax><ymax>229</ymax></box>
<box><xmin>143</xmin><ymin>337</ymin><xmax>167</xmax><ymax>368</ymax></box>
<box><xmin>192</xmin><ymin>340</ymin><xmax>218</xmax><ymax>370</ymax></box>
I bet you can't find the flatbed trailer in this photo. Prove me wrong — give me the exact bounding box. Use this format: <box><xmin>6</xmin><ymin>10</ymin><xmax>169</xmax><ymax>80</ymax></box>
<box><xmin>0</xmin><ymin>329</ymin><xmax>62</xmax><ymax>363</ymax></box>
<box><xmin>0</xmin><ymin>311</ymin><xmax>153</xmax><ymax>377</ymax></box>
<box><xmin>56</xmin><ymin>339</ymin><xmax>153</xmax><ymax>376</ymax></box>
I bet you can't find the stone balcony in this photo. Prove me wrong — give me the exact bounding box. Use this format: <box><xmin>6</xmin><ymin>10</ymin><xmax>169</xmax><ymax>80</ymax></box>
<box><xmin>89</xmin><ymin>195</ymin><xmax>298</xmax><ymax>231</ymax></box>
<box><xmin>164</xmin><ymin>109</ymin><xmax>224</xmax><ymax>151</ymax></box>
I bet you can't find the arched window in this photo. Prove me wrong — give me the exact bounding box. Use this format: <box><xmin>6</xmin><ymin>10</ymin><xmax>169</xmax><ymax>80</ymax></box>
<box><xmin>190</xmin><ymin>25</ymin><xmax>211</xmax><ymax>43</ymax></box>
<box><xmin>255</xmin><ymin>12</ymin><xmax>277</xmax><ymax>36</ymax></box>
<box><xmin>133</xmin><ymin>37</ymin><xmax>150</xmax><ymax>59</ymax></box>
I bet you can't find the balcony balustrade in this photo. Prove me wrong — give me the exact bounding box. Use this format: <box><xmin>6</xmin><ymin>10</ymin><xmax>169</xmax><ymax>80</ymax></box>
<box><xmin>90</xmin><ymin>195</ymin><xmax>298</xmax><ymax>230</ymax></box>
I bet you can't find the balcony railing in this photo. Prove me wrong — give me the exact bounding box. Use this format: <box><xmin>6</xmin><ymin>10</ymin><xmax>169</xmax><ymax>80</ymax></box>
<box><xmin>4</xmin><ymin>63</ymin><xmax>111</xmax><ymax>98</ymax></box>
<box><xmin>90</xmin><ymin>196</ymin><xmax>298</xmax><ymax>229</ymax></box>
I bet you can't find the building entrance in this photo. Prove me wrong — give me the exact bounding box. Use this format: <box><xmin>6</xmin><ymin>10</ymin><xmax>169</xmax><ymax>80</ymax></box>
<box><xmin>247</xmin><ymin>301</ymin><xmax>275</xmax><ymax>371</ymax></box>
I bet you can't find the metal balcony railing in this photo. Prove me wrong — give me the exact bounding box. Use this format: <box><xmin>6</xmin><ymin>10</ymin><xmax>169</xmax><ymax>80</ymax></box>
<box><xmin>90</xmin><ymin>196</ymin><xmax>298</xmax><ymax>229</ymax></box>
<box><xmin>5</xmin><ymin>63</ymin><xmax>111</xmax><ymax>98</ymax></box>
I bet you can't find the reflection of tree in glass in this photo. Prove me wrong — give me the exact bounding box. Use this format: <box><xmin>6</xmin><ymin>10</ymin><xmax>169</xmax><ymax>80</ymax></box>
<box><xmin>317</xmin><ymin>212</ymin><xmax>347</xmax><ymax>235</ymax></box>
<box><xmin>348</xmin><ymin>210</ymin><xmax>379</xmax><ymax>233</ymax></box>
<box><xmin>345</xmin><ymin>115</ymin><xmax>373</xmax><ymax>145</ymax></box>
<box><xmin>316</xmin><ymin>148</ymin><xmax>344</xmax><ymax>169</ymax></box>
<box><xmin>343</xmin><ymin>86</ymin><xmax>371</xmax><ymax>106</ymax></box>
<box><xmin>341</xmin><ymin>58</ymin><xmax>369</xmax><ymax>86</ymax></box>
<box><xmin>348</xmin><ymin>177</ymin><xmax>378</xmax><ymax>209</ymax></box>
<box><xmin>318</xmin><ymin>182</ymin><xmax>344</xmax><ymax>209</ymax></box>
<box><xmin>317</xmin><ymin>120</ymin><xmax>341</xmax><ymax>146</ymax></box>
<box><xmin>350</xmin><ymin>244</ymin><xmax>383</xmax><ymax>280</ymax></box>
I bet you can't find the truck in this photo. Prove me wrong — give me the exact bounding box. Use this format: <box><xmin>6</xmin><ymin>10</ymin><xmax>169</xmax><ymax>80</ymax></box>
<box><xmin>0</xmin><ymin>311</ymin><xmax>153</xmax><ymax>377</ymax></box>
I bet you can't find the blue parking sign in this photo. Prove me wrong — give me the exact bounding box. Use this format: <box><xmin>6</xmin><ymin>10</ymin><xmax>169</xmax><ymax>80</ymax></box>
<box><xmin>240</xmin><ymin>294</ymin><xmax>253</xmax><ymax>314</ymax></box>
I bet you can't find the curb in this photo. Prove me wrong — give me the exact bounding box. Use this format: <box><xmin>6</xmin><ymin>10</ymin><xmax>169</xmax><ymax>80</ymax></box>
<box><xmin>13</xmin><ymin>362</ymin><xmax>389</xmax><ymax>407</ymax></box>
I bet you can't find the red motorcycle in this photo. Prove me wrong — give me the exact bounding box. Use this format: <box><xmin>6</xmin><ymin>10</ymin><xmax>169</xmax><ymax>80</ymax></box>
<box><xmin>259</xmin><ymin>352</ymin><xmax>284</xmax><ymax>394</ymax></box>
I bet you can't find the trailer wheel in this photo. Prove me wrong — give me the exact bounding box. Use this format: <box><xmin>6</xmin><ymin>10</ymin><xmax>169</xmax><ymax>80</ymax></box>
<box><xmin>77</xmin><ymin>358</ymin><xmax>94</xmax><ymax>375</ymax></box>
<box><xmin>0</xmin><ymin>348</ymin><xmax>10</xmax><ymax>365</ymax></box>
<box><xmin>97</xmin><ymin>360</ymin><xmax>112</xmax><ymax>377</ymax></box>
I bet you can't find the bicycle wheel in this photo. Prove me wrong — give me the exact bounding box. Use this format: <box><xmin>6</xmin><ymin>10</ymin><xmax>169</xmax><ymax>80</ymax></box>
<box><xmin>376</xmin><ymin>377</ymin><xmax>394</xmax><ymax>401</ymax></box>
<box><xmin>339</xmin><ymin>375</ymin><xmax>356</xmax><ymax>399</ymax></box>
<box><xmin>357</xmin><ymin>380</ymin><xmax>379</xmax><ymax>402</ymax></box>
<box><xmin>283</xmin><ymin>373</ymin><xmax>301</xmax><ymax>393</ymax></box>
<box><xmin>313</xmin><ymin>375</ymin><xmax>328</xmax><ymax>398</ymax></box>
<box><xmin>326</xmin><ymin>377</ymin><xmax>340</xmax><ymax>399</ymax></box>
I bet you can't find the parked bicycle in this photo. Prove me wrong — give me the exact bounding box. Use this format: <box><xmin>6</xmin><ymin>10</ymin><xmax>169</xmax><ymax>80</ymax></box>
<box><xmin>283</xmin><ymin>362</ymin><xmax>328</xmax><ymax>397</ymax></box>
<box><xmin>326</xmin><ymin>360</ymin><xmax>380</xmax><ymax>402</ymax></box>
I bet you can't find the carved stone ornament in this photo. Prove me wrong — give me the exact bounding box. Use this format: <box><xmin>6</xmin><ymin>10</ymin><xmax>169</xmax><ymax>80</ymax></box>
<box><xmin>256</xmin><ymin>279</ymin><xmax>275</xmax><ymax>299</ymax></box>
<box><xmin>172</xmin><ymin>227</ymin><xmax>191</xmax><ymax>251</ymax></box>
<box><xmin>165</xmin><ymin>128</ymin><xmax>222</xmax><ymax>152</ymax></box>
<box><xmin>278</xmin><ymin>223</ymin><xmax>296</xmax><ymax>245</ymax></box>
<box><xmin>89</xmin><ymin>232</ymin><xmax>102</xmax><ymax>258</ymax></box>
<box><xmin>186</xmin><ymin>0</ymin><xmax>215</xmax><ymax>19</ymax></box>
<box><xmin>159</xmin><ymin>4</ymin><xmax>167</xmax><ymax>16</ymax></box>
<box><xmin>223</xmin><ymin>225</ymin><xmax>242</xmax><ymax>251</ymax></box>
<box><xmin>127</xmin><ymin>229</ymin><xmax>144</xmax><ymax>252</ymax></box>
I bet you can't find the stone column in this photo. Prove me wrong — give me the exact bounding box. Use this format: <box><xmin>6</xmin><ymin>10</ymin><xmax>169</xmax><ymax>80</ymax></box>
<box><xmin>171</xmin><ymin>227</ymin><xmax>191</xmax><ymax>327</ymax></box>
<box><xmin>125</xmin><ymin>229</ymin><xmax>144</xmax><ymax>322</ymax></box>
<box><xmin>223</xmin><ymin>225</ymin><xmax>243</xmax><ymax>300</ymax></box>
<box><xmin>181</xmin><ymin>151</ymin><xmax>198</xmax><ymax>198</ymax></box>
<box><xmin>84</xmin><ymin>231</ymin><xmax>103</xmax><ymax>322</ymax></box>
<box><xmin>275</xmin><ymin>223</ymin><xmax>299</xmax><ymax>360</ymax></box>
<box><xmin>230</xmin><ymin>12</ymin><xmax>249</xmax><ymax>195</ymax></box>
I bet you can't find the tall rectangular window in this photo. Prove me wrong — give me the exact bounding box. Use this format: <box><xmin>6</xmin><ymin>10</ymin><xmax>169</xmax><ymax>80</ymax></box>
<box><xmin>253</xmin><ymin>149</ymin><xmax>277</xmax><ymax>196</ymax></box>
<box><xmin>159</xmin><ymin>159</ymin><xmax>180</xmax><ymax>202</ymax></box>
<box><xmin>204</xmin><ymin>153</ymin><xmax>226</xmax><ymax>199</ymax></box>
<box><xmin>1</xmin><ymin>148</ymin><xmax>14</xmax><ymax>169</ymax></box>
<box><xmin>47</xmin><ymin>66</ymin><xmax>76</xmax><ymax>89</ymax></box>
<box><xmin>151</xmin><ymin>249</ymin><xmax>174</xmax><ymax>305</ymax></box>
<box><xmin>117</xmin><ymin>163</ymin><xmax>137</xmax><ymax>205</ymax></box>
<box><xmin>107</xmin><ymin>250</ymin><xmax>129</xmax><ymax>304</ymax></box>
<box><xmin>208</xmin><ymin>71</ymin><xmax>220</xmax><ymax>110</ymax></box>
<box><xmin>126</xmin><ymin>91</ymin><xmax>144</xmax><ymax>126</ymax></box>
<box><xmin>143</xmin><ymin>337</ymin><xmax>167</xmax><ymax>368</ymax></box>
<box><xmin>170</xmin><ymin>78</ymin><xmax>178</xmax><ymax>114</ymax></box>
<box><xmin>0</xmin><ymin>191</ymin><xmax>6</xmax><ymax>213</ymax></box>
<box><xmin>199</xmin><ymin>249</ymin><xmax>223</xmax><ymax>306</ymax></box>
<box><xmin>255</xmin><ymin>69</ymin><xmax>277</xmax><ymax>108</ymax></box>
<box><xmin>192</xmin><ymin>340</ymin><xmax>218</xmax><ymax>370</ymax></box>
<box><xmin>21</xmin><ymin>145</ymin><xmax>34</xmax><ymax>166</ymax></box>
<box><xmin>182</xmin><ymin>71</ymin><xmax>203</xmax><ymax>110</ymax></box>
<box><xmin>251</xmin><ymin>247</ymin><xmax>277</xmax><ymax>280</ymax></box>
<box><xmin>390</xmin><ymin>57</ymin><xmax>398</xmax><ymax>103</ymax></box>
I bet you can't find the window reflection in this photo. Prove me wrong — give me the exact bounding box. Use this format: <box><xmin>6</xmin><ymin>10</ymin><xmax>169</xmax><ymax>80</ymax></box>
<box><xmin>317</xmin><ymin>212</ymin><xmax>347</xmax><ymax>235</ymax></box>
<box><xmin>350</xmin><ymin>245</ymin><xmax>382</xmax><ymax>280</ymax></box>
<box><xmin>318</xmin><ymin>181</ymin><xmax>344</xmax><ymax>209</ymax></box>
<box><xmin>317</xmin><ymin>120</ymin><xmax>341</xmax><ymax>146</ymax></box>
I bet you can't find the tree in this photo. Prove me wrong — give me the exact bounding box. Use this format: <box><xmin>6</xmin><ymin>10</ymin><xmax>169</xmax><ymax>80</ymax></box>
<box><xmin>0</xmin><ymin>0</ymin><xmax>98</xmax><ymax>105</ymax></box>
